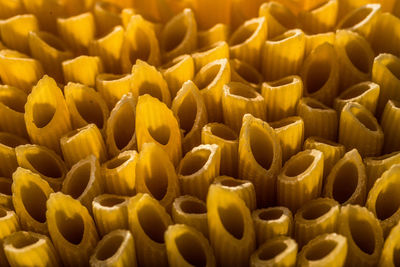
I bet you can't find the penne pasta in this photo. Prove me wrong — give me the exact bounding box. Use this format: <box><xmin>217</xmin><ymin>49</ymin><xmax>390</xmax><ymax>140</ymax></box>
<box><xmin>369</xmin><ymin>12</ymin><xmax>400</xmax><ymax>57</ymax></box>
<box><xmin>0</xmin><ymin>132</ymin><xmax>28</xmax><ymax>179</ymax></box>
<box><xmin>364</xmin><ymin>151</ymin><xmax>400</xmax><ymax>191</ymax></box>
<box><xmin>380</xmin><ymin>100</ymin><xmax>400</xmax><ymax>153</ymax></box>
<box><xmin>0</xmin><ymin>206</ymin><xmax>20</xmax><ymax>240</ymax></box>
<box><xmin>191</xmin><ymin>41</ymin><xmax>230</xmax><ymax>72</ymax></box>
<box><xmin>250</xmin><ymin>236</ymin><xmax>297</xmax><ymax>267</ymax></box>
<box><xmin>230</xmin><ymin>58</ymin><xmax>263</xmax><ymax>91</ymax></box>
<box><xmin>93</xmin><ymin>1</ymin><xmax>122</xmax><ymax>36</ymax></box>
<box><xmin>304</xmin><ymin>31</ymin><xmax>336</xmax><ymax>57</ymax></box>
<box><xmin>21</xmin><ymin>0</ymin><xmax>64</xmax><ymax>33</ymax></box>
<box><xmin>96</xmin><ymin>73</ymin><xmax>132</xmax><ymax>110</ymax></box>
<box><xmin>0</xmin><ymin>0</ymin><xmax>24</xmax><ymax>20</ymax></box>
<box><xmin>0</xmin><ymin>178</ymin><xmax>12</xmax><ymax>209</ymax></box>
<box><xmin>62</xmin><ymin>56</ymin><xmax>104</xmax><ymax>87</ymax></box>
<box><xmin>197</xmin><ymin>23</ymin><xmax>230</xmax><ymax>48</ymax></box>
<box><xmin>379</xmin><ymin>220</ymin><xmax>400</xmax><ymax>267</ymax></box>
<box><xmin>298</xmin><ymin>0</ymin><xmax>338</xmax><ymax>34</ymax></box>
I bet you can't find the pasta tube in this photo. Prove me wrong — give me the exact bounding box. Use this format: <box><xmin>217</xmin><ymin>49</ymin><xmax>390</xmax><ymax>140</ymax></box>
<box><xmin>0</xmin><ymin>207</ymin><xmax>20</xmax><ymax>239</ymax></box>
<box><xmin>101</xmin><ymin>150</ymin><xmax>138</xmax><ymax>196</ymax></box>
<box><xmin>337</xmin><ymin>204</ymin><xmax>383</xmax><ymax>267</ymax></box>
<box><xmin>207</xmin><ymin>184</ymin><xmax>255</xmax><ymax>267</ymax></box>
<box><xmin>262</xmin><ymin>75</ymin><xmax>303</xmax><ymax>122</ymax></box>
<box><xmin>301</xmin><ymin>42</ymin><xmax>339</xmax><ymax>106</ymax></box>
<box><xmin>239</xmin><ymin>114</ymin><xmax>282</xmax><ymax>207</ymax></box>
<box><xmin>136</xmin><ymin>94</ymin><xmax>182</xmax><ymax>166</ymax></box>
<box><xmin>62</xmin><ymin>56</ymin><xmax>103</xmax><ymax>87</ymax></box>
<box><xmin>90</xmin><ymin>229</ymin><xmax>137</xmax><ymax>267</ymax></box>
<box><xmin>270</xmin><ymin>116</ymin><xmax>304</xmax><ymax>163</ymax></box>
<box><xmin>135</xmin><ymin>142</ymin><xmax>180</xmax><ymax>211</ymax></box>
<box><xmin>171</xmin><ymin>80</ymin><xmax>207</xmax><ymax>154</ymax></box>
<box><xmin>252</xmin><ymin>206</ymin><xmax>293</xmax><ymax>246</ymax></box>
<box><xmin>230</xmin><ymin>59</ymin><xmax>263</xmax><ymax>91</ymax></box>
<box><xmin>178</xmin><ymin>144</ymin><xmax>220</xmax><ymax>200</ymax></box>
<box><xmin>96</xmin><ymin>73</ymin><xmax>132</xmax><ymax>110</ymax></box>
<box><xmin>3</xmin><ymin>231</ymin><xmax>61</xmax><ymax>267</ymax></box>
<box><xmin>92</xmin><ymin>194</ymin><xmax>130</xmax><ymax>237</ymax></box>
<box><xmin>193</xmin><ymin>58</ymin><xmax>231</xmax><ymax>122</ymax></box>
<box><xmin>369</xmin><ymin>13</ymin><xmax>400</xmax><ymax>57</ymax></box>
<box><xmin>191</xmin><ymin>41</ymin><xmax>230</xmax><ymax>72</ymax></box>
<box><xmin>304</xmin><ymin>32</ymin><xmax>335</xmax><ymax>57</ymax></box>
<box><xmin>379</xmin><ymin>220</ymin><xmax>400</xmax><ymax>266</ymax></box>
<box><xmin>93</xmin><ymin>1</ymin><xmax>122</xmax><ymax>36</ymax></box>
<box><xmin>380</xmin><ymin>100</ymin><xmax>400</xmax><ymax>153</ymax></box>
<box><xmin>60</xmin><ymin>124</ymin><xmax>107</xmax><ymax>167</ymax></box>
<box><xmin>0</xmin><ymin>49</ymin><xmax>44</xmax><ymax>93</ymax></box>
<box><xmin>130</xmin><ymin>59</ymin><xmax>171</xmax><ymax>106</ymax></box>
<box><xmin>0</xmin><ymin>178</ymin><xmax>12</xmax><ymax>209</ymax></box>
<box><xmin>297</xmin><ymin>0</ymin><xmax>338</xmax><ymax>34</ymax></box>
<box><xmin>297</xmin><ymin>233</ymin><xmax>347</xmax><ymax>267</ymax></box>
<box><xmin>262</xmin><ymin>29</ymin><xmax>305</xmax><ymax>82</ymax></box>
<box><xmin>106</xmin><ymin>93</ymin><xmax>136</xmax><ymax>157</ymax></box>
<box><xmin>0</xmin><ymin>132</ymin><xmax>28</xmax><ymax>178</ymax></box>
<box><xmin>46</xmin><ymin>192</ymin><xmax>99</xmax><ymax>267</ymax></box>
<box><xmin>165</xmin><ymin>224</ymin><xmax>216</xmax><ymax>267</ymax></box>
<box><xmin>0</xmin><ymin>0</ymin><xmax>23</xmax><ymax>19</ymax></box>
<box><xmin>61</xmin><ymin>155</ymin><xmax>103</xmax><ymax>212</ymax></box>
<box><xmin>12</xmin><ymin>167</ymin><xmax>54</xmax><ymax>235</ymax></box>
<box><xmin>172</xmin><ymin>195</ymin><xmax>208</xmax><ymax>238</ymax></box>
<box><xmin>277</xmin><ymin>149</ymin><xmax>324</xmax><ymax>212</ymax></box>
<box><xmin>197</xmin><ymin>23</ymin><xmax>230</xmax><ymax>48</ymax></box>
<box><xmin>338</xmin><ymin>102</ymin><xmax>383</xmax><ymax>157</ymax></box>
<box><xmin>323</xmin><ymin>149</ymin><xmax>367</xmax><ymax>205</ymax></box>
<box><xmin>250</xmin><ymin>236</ymin><xmax>297</xmax><ymax>267</ymax></box>
<box><xmin>128</xmin><ymin>193</ymin><xmax>173</xmax><ymax>267</ymax></box>
<box><xmin>21</xmin><ymin>0</ymin><xmax>63</xmax><ymax>33</ymax></box>
<box><xmin>297</xmin><ymin>97</ymin><xmax>338</xmax><ymax>141</ymax></box>
<box><xmin>15</xmin><ymin>144</ymin><xmax>67</xmax><ymax>191</ymax></box>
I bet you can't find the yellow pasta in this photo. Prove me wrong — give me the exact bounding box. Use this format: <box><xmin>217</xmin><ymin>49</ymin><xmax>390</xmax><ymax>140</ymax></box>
<box><xmin>12</xmin><ymin>167</ymin><xmax>53</xmax><ymax>235</ymax></box>
<box><xmin>337</xmin><ymin>204</ymin><xmax>383</xmax><ymax>267</ymax></box>
<box><xmin>92</xmin><ymin>194</ymin><xmax>130</xmax><ymax>236</ymax></box>
<box><xmin>277</xmin><ymin>149</ymin><xmax>324</xmax><ymax>212</ymax></box>
<box><xmin>0</xmin><ymin>133</ymin><xmax>27</xmax><ymax>180</ymax></box>
<box><xmin>88</xmin><ymin>25</ymin><xmax>124</xmax><ymax>74</ymax></box>
<box><xmin>270</xmin><ymin>116</ymin><xmax>304</xmax><ymax>163</ymax></box>
<box><xmin>165</xmin><ymin>224</ymin><xmax>216</xmax><ymax>267</ymax></box>
<box><xmin>372</xmin><ymin>53</ymin><xmax>400</xmax><ymax>117</ymax></box>
<box><xmin>230</xmin><ymin>0</ymin><xmax>264</xmax><ymax>29</ymax></box>
<box><xmin>0</xmin><ymin>206</ymin><xmax>20</xmax><ymax>239</ymax></box>
<box><xmin>0</xmin><ymin>49</ymin><xmax>44</xmax><ymax>93</ymax></box>
<box><xmin>61</xmin><ymin>155</ymin><xmax>103</xmax><ymax>212</ymax></box>
<box><xmin>207</xmin><ymin>184</ymin><xmax>255</xmax><ymax>267</ymax></box>
<box><xmin>364</xmin><ymin>151</ymin><xmax>400</xmax><ymax>191</ymax></box>
<box><xmin>262</xmin><ymin>75</ymin><xmax>303</xmax><ymax>122</ymax></box>
<box><xmin>339</xmin><ymin>102</ymin><xmax>383</xmax><ymax>157</ymax></box>
<box><xmin>297</xmin><ymin>0</ymin><xmax>338</xmax><ymax>34</ymax></box>
<box><xmin>96</xmin><ymin>73</ymin><xmax>132</xmax><ymax>110</ymax></box>
<box><xmin>197</xmin><ymin>23</ymin><xmax>230</xmax><ymax>48</ymax></box>
<box><xmin>304</xmin><ymin>31</ymin><xmax>336</xmax><ymax>57</ymax></box>
<box><xmin>60</xmin><ymin>0</ymin><xmax>94</xmax><ymax>17</ymax></box>
<box><xmin>101</xmin><ymin>150</ymin><xmax>138</xmax><ymax>196</ymax></box>
<box><xmin>15</xmin><ymin>144</ymin><xmax>68</xmax><ymax>191</ymax></box>
<box><xmin>294</xmin><ymin>198</ymin><xmax>340</xmax><ymax>248</ymax></box>
<box><xmin>301</xmin><ymin>42</ymin><xmax>339</xmax><ymax>106</ymax></box>
<box><xmin>93</xmin><ymin>1</ymin><xmax>122</xmax><ymax>36</ymax></box>
<box><xmin>334</xmin><ymin>81</ymin><xmax>380</xmax><ymax>115</ymax></box>
<box><xmin>135</xmin><ymin>142</ymin><xmax>180</xmax><ymax>211</ymax></box>
<box><xmin>193</xmin><ymin>58</ymin><xmax>231</xmax><ymax>122</ymax></box>
<box><xmin>230</xmin><ymin>58</ymin><xmax>263</xmax><ymax>91</ymax></box>
<box><xmin>303</xmin><ymin>137</ymin><xmax>345</xmax><ymax>179</ymax></box>
<box><xmin>131</xmin><ymin>59</ymin><xmax>171</xmax><ymax>106</ymax></box>
<box><xmin>191</xmin><ymin>41</ymin><xmax>230</xmax><ymax>72</ymax></box>
<box><xmin>160</xmin><ymin>54</ymin><xmax>195</xmax><ymax>99</ymax></box>
<box><xmin>379</xmin><ymin>220</ymin><xmax>400</xmax><ymax>267</ymax></box>
<box><xmin>0</xmin><ymin>0</ymin><xmax>24</xmax><ymax>19</ymax></box>
<box><xmin>21</xmin><ymin>0</ymin><xmax>64</xmax><ymax>33</ymax></box>
<box><xmin>239</xmin><ymin>114</ymin><xmax>282</xmax><ymax>207</ymax></box>
<box><xmin>297</xmin><ymin>97</ymin><xmax>338</xmax><ymax>141</ymax></box>
<box><xmin>3</xmin><ymin>231</ymin><xmax>61</xmax><ymax>267</ymax></box>
<box><xmin>62</xmin><ymin>56</ymin><xmax>104</xmax><ymax>87</ymax></box>
<box><xmin>128</xmin><ymin>193</ymin><xmax>173</xmax><ymax>267</ymax></box>
<box><xmin>28</xmin><ymin>31</ymin><xmax>73</xmax><ymax>83</ymax></box>
<box><xmin>105</xmin><ymin>93</ymin><xmax>136</xmax><ymax>157</ymax></box>
<box><xmin>60</xmin><ymin>124</ymin><xmax>107</xmax><ymax>167</ymax></box>
<box><xmin>46</xmin><ymin>192</ymin><xmax>99</xmax><ymax>267</ymax></box>
<box><xmin>296</xmin><ymin>233</ymin><xmax>347</xmax><ymax>267</ymax></box>
<box><xmin>262</xmin><ymin>29</ymin><xmax>306</xmax><ymax>82</ymax></box>
<box><xmin>252</xmin><ymin>206</ymin><xmax>293</xmax><ymax>246</ymax></box>
<box><xmin>57</xmin><ymin>12</ymin><xmax>95</xmax><ymax>54</ymax></box>
<box><xmin>161</xmin><ymin>8</ymin><xmax>197</xmax><ymax>62</ymax></box>
<box><xmin>380</xmin><ymin>100</ymin><xmax>400</xmax><ymax>153</ymax></box>
<box><xmin>335</xmin><ymin>30</ymin><xmax>375</xmax><ymax>92</ymax></box>
<box><xmin>250</xmin><ymin>236</ymin><xmax>297</xmax><ymax>267</ymax></box>
<box><xmin>90</xmin><ymin>229</ymin><xmax>137</xmax><ymax>267</ymax></box>
<box><xmin>0</xmin><ymin>178</ymin><xmax>12</xmax><ymax>209</ymax></box>
<box><xmin>0</xmin><ymin>14</ymin><xmax>39</xmax><ymax>54</ymax></box>
<box><xmin>191</xmin><ymin>0</ymin><xmax>231</xmax><ymax>30</ymax></box>
<box><xmin>369</xmin><ymin>12</ymin><xmax>400</xmax><ymax>57</ymax></box>
<box><xmin>171</xmin><ymin>195</ymin><xmax>208</xmax><ymax>238</ymax></box>
<box><xmin>121</xmin><ymin>15</ymin><xmax>161</xmax><ymax>72</ymax></box>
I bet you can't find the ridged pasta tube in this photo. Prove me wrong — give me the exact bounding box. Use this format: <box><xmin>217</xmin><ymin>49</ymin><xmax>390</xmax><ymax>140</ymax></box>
<box><xmin>304</xmin><ymin>32</ymin><xmax>335</xmax><ymax>57</ymax></box>
<box><xmin>197</xmin><ymin>23</ymin><xmax>230</xmax><ymax>49</ymax></box>
<box><xmin>379</xmin><ymin>220</ymin><xmax>400</xmax><ymax>267</ymax></box>
<box><xmin>0</xmin><ymin>132</ymin><xmax>28</xmax><ymax>178</ymax></box>
<box><xmin>0</xmin><ymin>207</ymin><xmax>20</xmax><ymax>239</ymax></box>
<box><xmin>230</xmin><ymin>59</ymin><xmax>263</xmax><ymax>91</ymax></box>
<box><xmin>250</xmin><ymin>236</ymin><xmax>297</xmax><ymax>267</ymax></box>
<box><xmin>0</xmin><ymin>178</ymin><xmax>12</xmax><ymax>209</ymax></box>
<box><xmin>297</xmin><ymin>0</ymin><xmax>338</xmax><ymax>34</ymax></box>
<box><xmin>364</xmin><ymin>151</ymin><xmax>400</xmax><ymax>190</ymax></box>
<box><xmin>369</xmin><ymin>13</ymin><xmax>400</xmax><ymax>58</ymax></box>
<box><xmin>191</xmin><ymin>41</ymin><xmax>230</xmax><ymax>72</ymax></box>
<box><xmin>380</xmin><ymin>100</ymin><xmax>400</xmax><ymax>153</ymax></box>
<box><xmin>62</xmin><ymin>56</ymin><xmax>103</xmax><ymax>87</ymax></box>
<box><xmin>0</xmin><ymin>0</ymin><xmax>24</xmax><ymax>20</ymax></box>
<box><xmin>93</xmin><ymin>1</ymin><xmax>122</xmax><ymax>36</ymax></box>
<box><xmin>96</xmin><ymin>73</ymin><xmax>132</xmax><ymax>110</ymax></box>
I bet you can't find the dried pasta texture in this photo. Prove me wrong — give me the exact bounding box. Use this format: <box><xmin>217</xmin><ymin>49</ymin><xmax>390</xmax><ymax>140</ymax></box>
<box><xmin>62</xmin><ymin>56</ymin><xmax>103</xmax><ymax>87</ymax></box>
<box><xmin>92</xmin><ymin>194</ymin><xmax>130</xmax><ymax>237</ymax></box>
<box><xmin>364</xmin><ymin>152</ymin><xmax>400</xmax><ymax>191</ymax></box>
<box><xmin>380</xmin><ymin>100</ymin><xmax>400</xmax><ymax>153</ymax></box>
<box><xmin>297</xmin><ymin>0</ymin><xmax>338</xmax><ymax>34</ymax></box>
<box><xmin>96</xmin><ymin>73</ymin><xmax>132</xmax><ymax>110</ymax></box>
<box><xmin>262</xmin><ymin>75</ymin><xmax>303</xmax><ymax>122</ymax></box>
<box><xmin>339</xmin><ymin>102</ymin><xmax>383</xmax><ymax>157</ymax></box>
<box><xmin>230</xmin><ymin>59</ymin><xmax>263</xmax><ymax>91</ymax></box>
<box><xmin>128</xmin><ymin>193</ymin><xmax>173</xmax><ymax>267</ymax></box>
<box><xmin>370</xmin><ymin>12</ymin><xmax>400</xmax><ymax>57</ymax></box>
<box><xmin>277</xmin><ymin>149</ymin><xmax>324</xmax><ymax>213</ymax></box>
<box><xmin>178</xmin><ymin>144</ymin><xmax>220</xmax><ymax>200</ymax></box>
<box><xmin>0</xmin><ymin>207</ymin><xmax>20</xmax><ymax>239</ymax></box>
<box><xmin>197</xmin><ymin>23</ymin><xmax>230</xmax><ymax>48</ymax></box>
<box><xmin>3</xmin><ymin>231</ymin><xmax>61</xmax><ymax>267</ymax></box>
<box><xmin>93</xmin><ymin>1</ymin><xmax>122</xmax><ymax>36</ymax></box>
<box><xmin>207</xmin><ymin>184</ymin><xmax>255</xmax><ymax>267</ymax></box>
<box><xmin>379</xmin><ymin>220</ymin><xmax>400</xmax><ymax>266</ymax></box>
<box><xmin>172</xmin><ymin>195</ymin><xmax>208</xmax><ymax>238</ymax></box>
<box><xmin>337</xmin><ymin>204</ymin><xmax>383</xmax><ymax>267</ymax></box>
<box><xmin>90</xmin><ymin>229</ymin><xmax>137</xmax><ymax>267</ymax></box>
<box><xmin>165</xmin><ymin>224</ymin><xmax>216</xmax><ymax>267</ymax></box>
<box><xmin>191</xmin><ymin>41</ymin><xmax>230</xmax><ymax>72</ymax></box>
<box><xmin>0</xmin><ymin>132</ymin><xmax>28</xmax><ymax>178</ymax></box>
<box><xmin>238</xmin><ymin>114</ymin><xmax>282</xmax><ymax>207</ymax></box>
<box><xmin>46</xmin><ymin>192</ymin><xmax>99</xmax><ymax>267</ymax></box>
<box><xmin>252</xmin><ymin>206</ymin><xmax>293</xmax><ymax>246</ymax></box>
<box><xmin>12</xmin><ymin>167</ymin><xmax>53</xmax><ymax>235</ymax></box>
<box><xmin>0</xmin><ymin>0</ymin><xmax>24</xmax><ymax>20</ymax></box>
<box><xmin>250</xmin><ymin>236</ymin><xmax>297</xmax><ymax>267</ymax></box>
<box><xmin>15</xmin><ymin>144</ymin><xmax>67</xmax><ymax>191</ymax></box>
<box><xmin>0</xmin><ymin>178</ymin><xmax>13</xmax><ymax>209</ymax></box>
<box><xmin>304</xmin><ymin>32</ymin><xmax>335</xmax><ymax>57</ymax></box>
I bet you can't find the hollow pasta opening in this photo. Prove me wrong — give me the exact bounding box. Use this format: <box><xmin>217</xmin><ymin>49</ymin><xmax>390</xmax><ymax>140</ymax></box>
<box><xmin>249</xmin><ymin>126</ymin><xmax>274</xmax><ymax>170</ymax></box>
<box><xmin>302</xmin><ymin>203</ymin><xmax>332</xmax><ymax>220</ymax></box>
<box><xmin>0</xmin><ymin>179</ymin><xmax>12</xmax><ymax>195</ymax></box>
<box><xmin>228</xmin><ymin>83</ymin><xmax>258</xmax><ymax>99</ymax></box>
<box><xmin>209</xmin><ymin>123</ymin><xmax>237</xmax><ymax>141</ymax></box>
<box><xmin>137</xmin><ymin>204</ymin><xmax>167</xmax><ymax>243</ymax></box>
<box><xmin>270</xmin><ymin>30</ymin><xmax>297</xmax><ymax>42</ymax></box>
<box><xmin>386</xmin><ymin>60</ymin><xmax>400</xmax><ymax>80</ymax></box>
<box><xmin>65</xmin><ymin>162</ymin><xmax>91</xmax><ymax>199</ymax></box>
<box><xmin>38</xmin><ymin>32</ymin><xmax>67</xmax><ymax>52</ymax></box>
<box><xmin>0</xmin><ymin>92</ymin><xmax>25</xmax><ymax>113</ymax></box>
<box><xmin>0</xmin><ymin>207</ymin><xmax>7</xmax><ymax>218</ymax></box>
<box><xmin>144</xmin><ymin>161</ymin><xmax>168</xmax><ymax>201</ymax></box>
<box><xmin>259</xmin><ymin>241</ymin><xmax>288</xmax><ymax>260</ymax></box>
<box><xmin>55</xmin><ymin>209</ymin><xmax>84</xmax><ymax>245</ymax></box>
<box><xmin>32</xmin><ymin>103</ymin><xmax>56</xmax><ymax>128</ymax></box>
<box><xmin>180</xmin><ymin>149</ymin><xmax>211</xmax><ymax>176</ymax></box>
<box><xmin>180</xmin><ymin>199</ymin><xmax>207</xmax><ymax>214</ymax></box>
<box><xmin>9</xmin><ymin>233</ymin><xmax>39</xmax><ymax>249</ymax></box>
<box><xmin>107</xmin><ymin>155</ymin><xmax>130</xmax><ymax>169</ymax></box>
<box><xmin>259</xmin><ymin>208</ymin><xmax>283</xmax><ymax>221</ymax></box>
<box><xmin>175</xmin><ymin>232</ymin><xmax>207</xmax><ymax>267</ymax></box>
<box><xmin>268</xmin><ymin>2</ymin><xmax>296</xmax><ymax>29</ymax></box>
<box><xmin>138</xmin><ymin>82</ymin><xmax>163</xmax><ymax>102</ymax></box>
<box><xmin>232</xmin><ymin>61</ymin><xmax>261</xmax><ymax>84</ymax></box>
<box><xmin>148</xmin><ymin>124</ymin><xmax>170</xmax><ymax>146</ymax></box>
<box><xmin>271</xmin><ymin>117</ymin><xmax>298</xmax><ymax>129</ymax></box>
<box><xmin>345</xmin><ymin>40</ymin><xmax>370</xmax><ymax>74</ymax></box>
<box><xmin>220</xmin><ymin>178</ymin><xmax>246</xmax><ymax>187</ymax></box>
<box><xmin>332</xmin><ymin>162</ymin><xmax>358</xmax><ymax>203</ymax></box>
<box><xmin>98</xmin><ymin>1</ymin><xmax>122</xmax><ymax>14</ymax></box>
<box><xmin>305</xmin><ymin>239</ymin><xmax>337</xmax><ymax>261</ymax></box>
<box><xmin>230</xmin><ymin>22</ymin><xmax>258</xmax><ymax>46</ymax></box>
<box><xmin>305</xmin><ymin>99</ymin><xmax>328</xmax><ymax>110</ymax></box>
<box><xmin>218</xmin><ymin>204</ymin><xmax>244</xmax><ymax>239</ymax></box>
<box><xmin>350</xmin><ymin>107</ymin><xmax>377</xmax><ymax>131</ymax></box>
<box><xmin>74</xmin><ymin>96</ymin><xmax>104</xmax><ymax>129</ymax></box>
<box><xmin>0</xmin><ymin>134</ymin><xmax>26</xmax><ymax>148</ymax></box>
<box><xmin>112</xmin><ymin>103</ymin><xmax>135</xmax><ymax>150</ymax></box>
<box><xmin>163</xmin><ymin>16</ymin><xmax>187</xmax><ymax>52</ymax></box>
<box><xmin>177</xmin><ymin>93</ymin><xmax>197</xmax><ymax>134</ymax></box>
<box><xmin>341</xmin><ymin>7</ymin><xmax>374</xmax><ymax>29</ymax></box>
<box><xmin>269</xmin><ymin>76</ymin><xmax>295</xmax><ymax>87</ymax></box>
<box><xmin>285</xmin><ymin>154</ymin><xmax>315</xmax><ymax>177</ymax></box>
<box><xmin>196</xmin><ymin>64</ymin><xmax>220</xmax><ymax>89</ymax></box>
<box><xmin>129</xmin><ymin>28</ymin><xmax>150</xmax><ymax>64</ymax></box>
<box><xmin>21</xmin><ymin>181</ymin><xmax>47</xmax><ymax>223</ymax></box>
<box><xmin>96</xmin><ymin>234</ymin><xmax>124</xmax><ymax>261</ymax></box>
<box><xmin>306</xmin><ymin>58</ymin><xmax>331</xmax><ymax>94</ymax></box>
<box><xmin>349</xmin><ymin>216</ymin><xmax>375</xmax><ymax>255</ymax></box>
<box><xmin>25</xmin><ymin>150</ymin><xmax>62</xmax><ymax>178</ymax></box>
<box><xmin>375</xmin><ymin>179</ymin><xmax>400</xmax><ymax>220</ymax></box>
<box><xmin>340</xmin><ymin>83</ymin><xmax>370</xmax><ymax>100</ymax></box>
<box><xmin>99</xmin><ymin>196</ymin><xmax>126</xmax><ymax>207</ymax></box>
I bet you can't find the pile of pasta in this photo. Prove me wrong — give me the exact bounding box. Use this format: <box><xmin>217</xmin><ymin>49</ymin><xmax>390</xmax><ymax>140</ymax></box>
<box><xmin>0</xmin><ymin>0</ymin><xmax>400</xmax><ymax>266</ymax></box>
